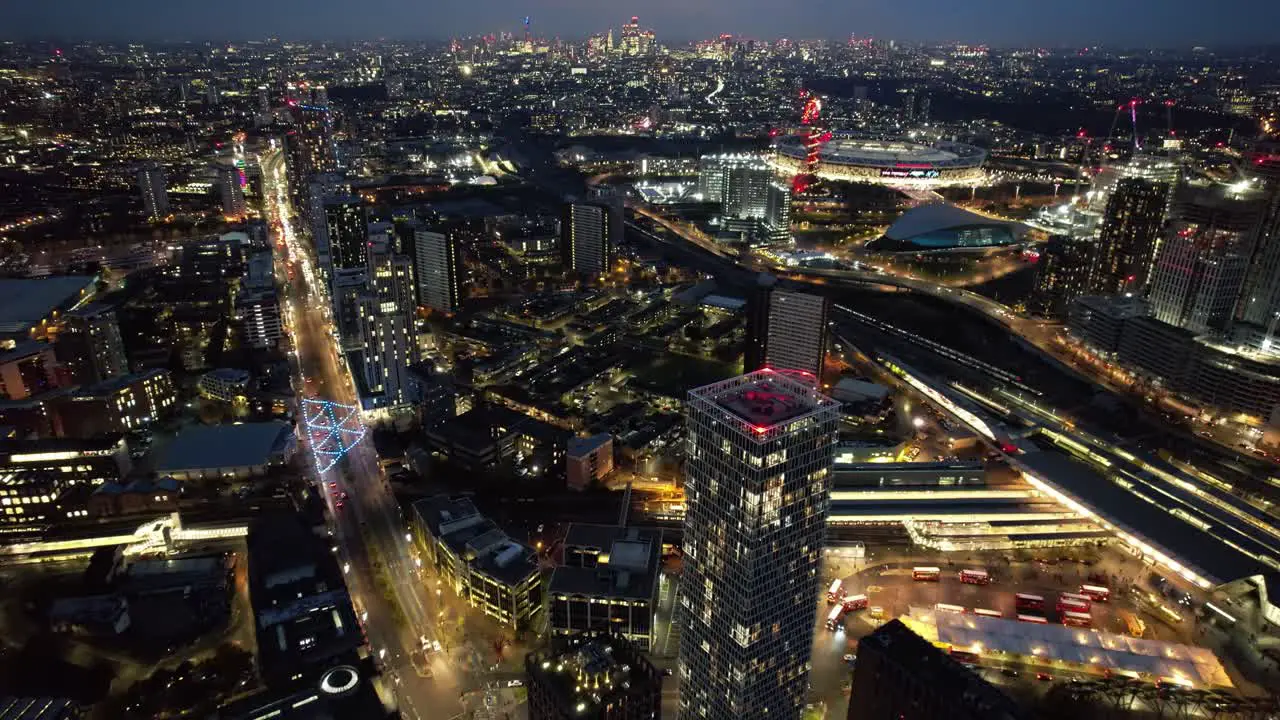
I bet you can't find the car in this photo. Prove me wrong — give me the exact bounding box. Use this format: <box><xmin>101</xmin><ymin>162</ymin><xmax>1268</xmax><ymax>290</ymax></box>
<box><xmin>842</xmin><ymin>654</ymin><xmax>856</xmax><ymax>664</ymax></box>
<box><xmin>1000</xmin><ymin>668</ymin><xmax>1019</xmax><ymax>677</ymax></box>
<box><xmin>1036</xmin><ymin>672</ymin><xmax>1053</xmax><ymax>682</ymax></box>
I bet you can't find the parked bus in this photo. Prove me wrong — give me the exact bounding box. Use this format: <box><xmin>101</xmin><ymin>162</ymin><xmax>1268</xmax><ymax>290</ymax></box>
<box><xmin>1017</xmin><ymin>613</ymin><xmax>1049</xmax><ymax>624</ymax></box>
<box><xmin>1015</xmin><ymin>593</ymin><xmax>1045</xmax><ymax>612</ymax></box>
<box><xmin>826</xmin><ymin>604</ymin><xmax>847</xmax><ymax>631</ymax></box>
<box><xmin>1057</xmin><ymin>593</ymin><xmax>1091</xmax><ymax>614</ymax></box>
<box><xmin>973</xmin><ymin>608</ymin><xmax>1003</xmax><ymax>619</ymax></box>
<box><xmin>1080</xmin><ymin>584</ymin><xmax>1111</xmax><ymax>602</ymax></box>
<box><xmin>827</xmin><ymin>579</ymin><xmax>845</xmax><ymax>604</ymax></box>
<box><xmin>843</xmin><ymin>594</ymin><xmax>869</xmax><ymax>612</ymax></box>
<box><xmin>913</xmin><ymin>566</ymin><xmax>941</xmax><ymax>582</ymax></box>
<box><xmin>959</xmin><ymin>569</ymin><xmax>991</xmax><ymax>585</ymax></box>
<box><xmin>1062</xmin><ymin>611</ymin><xmax>1092</xmax><ymax>628</ymax></box>
<box><xmin>935</xmin><ymin>603</ymin><xmax>966</xmax><ymax>615</ymax></box>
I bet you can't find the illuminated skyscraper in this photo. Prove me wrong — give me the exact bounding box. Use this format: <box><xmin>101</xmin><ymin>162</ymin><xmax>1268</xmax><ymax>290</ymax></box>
<box><xmin>1091</xmin><ymin>177</ymin><xmax>1168</xmax><ymax>295</ymax></box>
<box><xmin>323</xmin><ymin>197</ymin><xmax>368</xmax><ymax>271</ymax></box>
<box><xmin>678</xmin><ymin>370</ymin><xmax>840</xmax><ymax>720</ymax></box>
<box><xmin>216</xmin><ymin>164</ymin><xmax>247</xmax><ymax>219</ymax></box>
<box><xmin>362</xmin><ymin>237</ymin><xmax>418</xmax><ymax>408</ymax></box>
<box><xmin>744</xmin><ymin>274</ymin><xmax>829</xmax><ymax>379</ymax></box>
<box><xmin>413</xmin><ymin>229</ymin><xmax>464</xmax><ymax>313</ymax></box>
<box><xmin>765</xmin><ymin>179</ymin><xmax>793</xmax><ymax>243</ymax></box>
<box><xmin>56</xmin><ymin>304</ymin><xmax>129</xmax><ymax>385</ymax></box>
<box><xmin>136</xmin><ymin>162</ymin><xmax>169</xmax><ymax>221</ymax></box>
<box><xmin>561</xmin><ymin>201</ymin><xmax>620</xmax><ymax>276</ymax></box>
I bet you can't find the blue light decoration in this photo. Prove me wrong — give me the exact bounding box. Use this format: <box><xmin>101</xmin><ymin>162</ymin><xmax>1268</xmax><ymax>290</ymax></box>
<box><xmin>302</xmin><ymin>398</ymin><xmax>367</xmax><ymax>473</ymax></box>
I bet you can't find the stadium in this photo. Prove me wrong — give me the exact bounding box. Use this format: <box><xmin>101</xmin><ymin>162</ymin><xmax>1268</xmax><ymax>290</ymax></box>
<box><xmin>771</xmin><ymin>134</ymin><xmax>988</xmax><ymax>186</ymax></box>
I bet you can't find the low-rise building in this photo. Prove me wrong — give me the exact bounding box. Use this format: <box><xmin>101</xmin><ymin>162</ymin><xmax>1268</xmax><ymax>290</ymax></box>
<box><xmin>198</xmin><ymin>368</ymin><xmax>251</xmax><ymax>404</ymax></box>
<box><xmin>48</xmin><ymin>595</ymin><xmax>131</xmax><ymax>636</ymax></box>
<box><xmin>526</xmin><ymin>632</ymin><xmax>662</xmax><ymax>720</ymax></box>
<box><xmin>1067</xmin><ymin>294</ymin><xmax>1149</xmax><ymax>356</ymax></box>
<box><xmin>566</xmin><ymin>434</ymin><xmax>613</xmax><ymax>491</ymax></box>
<box><xmin>0</xmin><ymin>435</ymin><xmax>131</xmax><ymax>486</ymax></box>
<box><xmin>154</xmin><ymin>421</ymin><xmax>296</xmax><ymax>480</ymax></box>
<box><xmin>411</xmin><ymin>495</ymin><xmax>542</xmax><ymax>630</ymax></box>
<box><xmin>549</xmin><ymin>525</ymin><xmax>661</xmax><ymax>651</ymax></box>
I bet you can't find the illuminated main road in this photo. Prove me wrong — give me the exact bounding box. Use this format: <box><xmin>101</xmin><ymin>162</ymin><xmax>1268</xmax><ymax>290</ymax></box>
<box><xmin>260</xmin><ymin>148</ymin><xmax>469</xmax><ymax>720</ymax></box>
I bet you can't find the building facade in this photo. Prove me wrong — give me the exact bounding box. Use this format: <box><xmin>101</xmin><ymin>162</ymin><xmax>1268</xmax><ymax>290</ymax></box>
<box><xmin>1029</xmin><ymin>235</ymin><xmax>1097</xmax><ymax>318</ymax></box>
<box><xmin>549</xmin><ymin>525</ymin><xmax>661</xmax><ymax>651</ymax></box>
<box><xmin>562</xmin><ymin>202</ymin><xmax>619</xmax><ymax>277</ymax></box>
<box><xmin>56</xmin><ymin>305</ymin><xmax>129</xmax><ymax>385</ymax></box>
<box><xmin>1091</xmin><ymin>177</ymin><xmax>1168</xmax><ymax>295</ymax></box>
<box><xmin>361</xmin><ymin>239</ymin><xmax>418</xmax><ymax>408</ymax></box>
<box><xmin>678</xmin><ymin>370</ymin><xmax>840</xmax><ymax>720</ymax></box>
<box><xmin>526</xmin><ymin>633</ymin><xmax>662</xmax><ymax>720</ymax></box>
<box><xmin>743</xmin><ymin>274</ymin><xmax>829</xmax><ymax>379</ymax></box>
<box><xmin>565</xmin><ymin>434</ymin><xmax>614</xmax><ymax>491</ymax></box>
<box><xmin>236</xmin><ymin>288</ymin><xmax>284</xmax><ymax>350</ymax></box>
<box><xmin>413</xmin><ymin>229</ymin><xmax>464</xmax><ymax>313</ymax></box>
<box><xmin>136</xmin><ymin>162</ymin><xmax>170</xmax><ymax>221</ymax></box>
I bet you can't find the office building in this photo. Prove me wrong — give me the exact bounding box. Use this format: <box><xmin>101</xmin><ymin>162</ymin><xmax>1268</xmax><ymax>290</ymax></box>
<box><xmin>1091</xmin><ymin>178</ymin><xmax>1168</xmax><ymax>294</ymax></box>
<box><xmin>526</xmin><ymin>632</ymin><xmax>662</xmax><ymax>720</ymax></box>
<box><xmin>846</xmin><ymin>619</ymin><xmax>1024</xmax><ymax>720</ymax></box>
<box><xmin>549</xmin><ymin>524</ymin><xmax>661</xmax><ymax>650</ymax></box>
<box><xmin>678</xmin><ymin>370</ymin><xmax>840</xmax><ymax>720</ymax></box>
<box><xmin>413</xmin><ymin>228</ymin><xmax>464</xmax><ymax>313</ymax></box>
<box><xmin>55</xmin><ymin>304</ymin><xmax>128</xmax><ymax>385</ymax></box>
<box><xmin>216</xmin><ymin>164</ymin><xmax>246</xmax><ymax>219</ymax></box>
<box><xmin>136</xmin><ymin>162</ymin><xmax>169</xmax><ymax>221</ymax></box>
<box><xmin>698</xmin><ymin>154</ymin><xmax>771</xmax><ymax>215</ymax></box>
<box><xmin>566</xmin><ymin>434</ymin><xmax>614</xmax><ymax>491</ymax></box>
<box><xmin>410</xmin><ymin>495</ymin><xmax>543</xmax><ymax>629</ymax></box>
<box><xmin>562</xmin><ymin>202</ymin><xmax>620</xmax><ymax>277</ymax></box>
<box><xmin>323</xmin><ymin>198</ymin><xmax>368</xmax><ymax>271</ymax></box>
<box><xmin>1029</xmin><ymin>235</ymin><xmax>1097</xmax><ymax>318</ymax></box>
<box><xmin>405</xmin><ymin>363</ymin><xmax>457</xmax><ymax>429</ymax></box>
<box><xmin>284</xmin><ymin>103</ymin><xmax>339</xmax><ymax>199</ymax></box>
<box><xmin>243</xmin><ymin>250</ymin><xmax>275</xmax><ymax>291</ymax></box>
<box><xmin>1234</xmin><ymin>196</ymin><xmax>1280</xmax><ymax>347</ymax></box>
<box><xmin>743</xmin><ymin>274</ymin><xmax>829</xmax><ymax>379</ymax></box>
<box><xmin>361</xmin><ymin>238</ymin><xmax>417</xmax><ymax>408</ymax></box>
<box><xmin>236</xmin><ymin>288</ymin><xmax>284</xmax><ymax>350</ymax></box>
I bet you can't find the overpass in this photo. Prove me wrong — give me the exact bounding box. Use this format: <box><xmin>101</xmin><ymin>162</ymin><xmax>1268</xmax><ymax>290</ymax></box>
<box><xmin>0</xmin><ymin>512</ymin><xmax>248</xmax><ymax>561</ymax></box>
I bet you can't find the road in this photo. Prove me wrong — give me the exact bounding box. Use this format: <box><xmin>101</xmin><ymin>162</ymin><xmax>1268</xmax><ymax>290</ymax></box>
<box><xmin>260</xmin><ymin>146</ymin><xmax>471</xmax><ymax>720</ymax></box>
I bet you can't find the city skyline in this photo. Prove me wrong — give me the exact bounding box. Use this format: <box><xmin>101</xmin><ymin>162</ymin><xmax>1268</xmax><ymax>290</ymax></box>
<box><xmin>6</xmin><ymin>0</ymin><xmax>1280</xmax><ymax>47</ymax></box>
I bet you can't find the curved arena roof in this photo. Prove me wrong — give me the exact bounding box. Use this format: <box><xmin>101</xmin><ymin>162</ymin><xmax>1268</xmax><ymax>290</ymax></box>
<box><xmin>871</xmin><ymin>203</ymin><xmax>1026</xmax><ymax>253</ymax></box>
<box><xmin>772</xmin><ymin>135</ymin><xmax>987</xmax><ymax>186</ymax></box>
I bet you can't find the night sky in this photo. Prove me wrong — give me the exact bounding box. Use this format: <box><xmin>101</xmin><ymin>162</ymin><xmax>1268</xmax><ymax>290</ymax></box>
<box><xmin>6</xmin><ymin>0</ymin><xmax>1280</xmax><ymax>47</ymax></box>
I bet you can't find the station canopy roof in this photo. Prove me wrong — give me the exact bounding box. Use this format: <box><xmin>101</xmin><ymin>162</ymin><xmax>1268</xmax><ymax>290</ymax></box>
<box><xmin>903</xmin><ymin>607</ymin><xmax>1232</xmax><ymax>689</ymax></box>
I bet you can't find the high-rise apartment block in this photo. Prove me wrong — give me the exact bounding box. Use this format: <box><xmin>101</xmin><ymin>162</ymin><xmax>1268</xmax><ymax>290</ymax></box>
<box><xmin>55</xmin><ymin>304</ymin><xmax>129</xmax><ymax>385</ymax></box>
<box><xmin>323</xmin><ymin>197</ymin><xmax>368</xmax><ymax>272</ymax></box>
<box><xmin>1146</xmin><ymin>183</ymin><xmax>1265</xmax><ymax>335</ymax></box>
<box><xmin>1030</xmin><ymin>235</ymin><xmax>1098</xmax><ymax>318</ymax></box>
<box><xmin>744</xmin><ymin>274</ymin><xmax>829</xmax><ymax>379</ymax></box>
<box><xmin>136</xmin><ymin>162</ymin><xmax>170</xmax><ymax>221</ymax></box>
<box><xmin>361</xmin><ymin>238</ymin><xmax>417</xmax><ymax>408</ymax></box>
<box><xmin>1091</xmin><ymin>177</ymin><xmax>1168</xmax><ymax>294</ymax></box>
<box><xmin>678</xmin><ymin>370</ymin><xmax>840</xmax><ymax>720</ymax></box>
<box><xmin>562</xmin><ymin>202</ymin><xmax>619</xmax><ymax>277</ymax></box>
<box><xmin>216</xmin><ymin>164</ymin><xmax>247</xmax><ymax>218</ymax></box>
<box><xmin>413</xmin><ymin>229</ymin><xmax>464</xmax><ymax>313</ymax></box>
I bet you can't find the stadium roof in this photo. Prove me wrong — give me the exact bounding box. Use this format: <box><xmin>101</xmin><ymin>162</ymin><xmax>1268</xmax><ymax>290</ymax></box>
<box><xmin>884</xmin><ymin>203</ymin><xmax>1022</xmax><ymax>242</ymax></box>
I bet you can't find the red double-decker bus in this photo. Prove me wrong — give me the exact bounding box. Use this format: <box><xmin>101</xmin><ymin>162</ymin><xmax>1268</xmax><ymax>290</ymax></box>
<box><xmin>843</xmin><ymin>594</ymin><xmax>868</xmax><ymax>612</ymax></box>
<box><xmin>1015</xmin><ymin>593</ymin><xmax>1045</xmax><ymax>612</ymax></box>
<box><xmin>1080</xmin><ymin>584</ymin><xmax>1111</xmax><ymax>602</ymax></box>
<box><xmin>827</xmin><ymin>579</ymin><xmax>845</xmax><ymax>604</ymax></box>
<box><xmin>1057</xmin><ymin>593</ymin><xmax>1091</xmax><ymax>614</ymax></box>
<box><xmin>973</xmin><ymin>608</ymin><xmax>1003</xmax><ymax>619</ymax></box>
<box><xmin>1017</xmin><ymin>613</ymin><xmax>1048</xmax><ymax>624</ymax></box>
<box><xmin>959</xmin><ymin>569</ymin><xmax>991</xmax><ymax>585</ymax></box>
<box><xmin>913</xmin><ymin>567</ymin><xmax>941</xmax><ymax>582</ymax></box>
<box><xmin>1062</xmin><ymin>611</ymin><xmax>1092</xmax><ymax>628</ymax></box>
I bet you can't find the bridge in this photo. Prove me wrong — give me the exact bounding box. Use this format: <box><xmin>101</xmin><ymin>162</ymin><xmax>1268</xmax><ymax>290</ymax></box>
<box><xmin>0</xmin><ymin>512</ymin><xmax>248</xmax><ymax>561</ymax></box>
